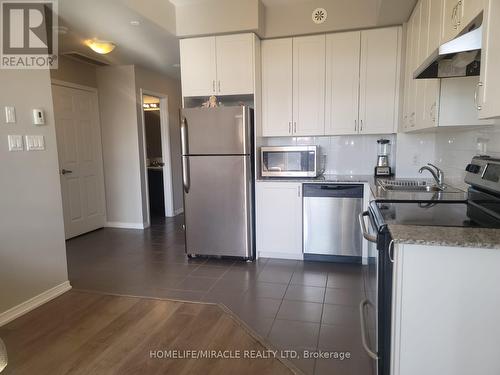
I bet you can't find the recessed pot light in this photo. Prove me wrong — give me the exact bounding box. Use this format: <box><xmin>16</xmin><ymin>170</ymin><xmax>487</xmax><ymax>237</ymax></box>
<box><xmin>130</xmin><ymin>20</ymin><xmax>141</xmax><ymax>26</ymax></box>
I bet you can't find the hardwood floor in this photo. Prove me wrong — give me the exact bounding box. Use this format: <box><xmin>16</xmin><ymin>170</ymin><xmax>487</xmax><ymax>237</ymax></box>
<box><xmin>0</xmin><ymin>291</ymin><xmax>296</xmax><ymax>375</ymax></box>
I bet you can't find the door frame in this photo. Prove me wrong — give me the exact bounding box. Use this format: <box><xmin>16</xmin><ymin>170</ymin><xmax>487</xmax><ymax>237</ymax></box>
<box><xmin>51</xmin><ymin>79</ymin><xmax>107</xmax><ymax>238</ymax></box>
<box><xmin>139</xmin><ymin>89</ymin><xmax>175</xmax><ymax>224</ymax></box>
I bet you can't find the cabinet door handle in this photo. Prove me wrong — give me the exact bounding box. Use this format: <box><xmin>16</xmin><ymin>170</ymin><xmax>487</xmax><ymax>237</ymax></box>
<box><xmin>218</xmin><ymin>80</ymin><xmax>221</xmax><ymax>93</ymax></box>
<box><xmin>297</xmin><ymin>185</ymin><xmax>301</xmax><ymax>197</ymax></box>
<box><xmin>212</xmin><ymin>80</ymin><xmax>216</xmax><ymax>93</ymax></box>
<box><xmin>360</xmin><ymin>119</ymin><xmax>364</xmax><ymax>132</ymax></box>
<box><xmin>354</xmin><ymin>119</ymin><xmax>357</xmax><ymax>132</ymax></box>
<box><xmin>474</xmin><ymin>82</ymin><xmax>483</xmax><ymax>110</ymax></box>
<box><xmin>293</xmin><ymin>122</ymin><xmax>297</xmax><ymax>134</ymax></box>
<box><xmin>430</xmin><ymin>102</ymin><xmax>437</xmax><ymax>122</ymax></box>
<box><xmin>388</xmin><ymin>240</ymin><xmax>395</xmax><ymax>263</ymax></box>
<box><xmin>288</xmin><ymin>122</ymin><xmax>292</xmax><ymax>134</ymax></box>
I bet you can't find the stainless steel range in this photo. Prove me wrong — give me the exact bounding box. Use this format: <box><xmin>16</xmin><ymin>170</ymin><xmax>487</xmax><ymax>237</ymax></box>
<box><xmin>359</xmin><ymin>156</ymin><xmax>500</xmax><ymax>375</ymax></box>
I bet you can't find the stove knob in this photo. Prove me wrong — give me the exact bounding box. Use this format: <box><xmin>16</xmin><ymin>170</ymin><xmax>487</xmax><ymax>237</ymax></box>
<box><xmin>466</xmin><ymin>164</ymin><xmax>481</xmax><ymax>174</ymax></box>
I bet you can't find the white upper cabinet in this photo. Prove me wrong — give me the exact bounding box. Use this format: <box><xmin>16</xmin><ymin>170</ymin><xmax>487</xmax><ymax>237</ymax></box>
<box><xmin>180</xmin><ymin>33</ymin><xmax>256</xmax><ymax>97</ymax></box>
<box><xmin>261</xmin><ymin>39</ymin><xmax>293</xmax><ymax>136</ymax></box>
<box><xmin>261</xmin><ymin>28</ymin><xmax>401</xmax><ymax>137</ymax></box>
<box><xmin>292</xmin><ymin>35</ymin><xmax>326</xmax><ymax>136</ymax></box>
<box><xmin>216</xmin><ymin>34</ymin><xmax>255</xmax><ymax>95</ymax></box>
<box><xmin>461</xmin><ymin>0</ymin><xmax>485</xmax><ymax>31</ymax></box>
<box><xmin>325</xmin><ymin>31</ymin><xmax>361</xmax><ymax>135</ymax></box>
<box><xmin>359</xmin><ymin>27</ymin><xmax>401</xmax><ymax>134</ymax></box>
<box><xmin>478</xmin><ymin>0</ymin><xmax>500</xmax><ymax>119</ymax></box>
<box><xmin>443</xmin><ymin>0</ymin><xmax>485</xmax><ymax>43</ymax></box>
<box><xmin>180</xmin><ymin>37</ymin><xmax>217</xmax><ymax>97</ymax></box>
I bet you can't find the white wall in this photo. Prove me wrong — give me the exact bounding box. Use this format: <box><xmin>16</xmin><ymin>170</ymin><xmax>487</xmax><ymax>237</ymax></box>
<box><xmin>50</xmin><ymin>55</ymin><xmax>97</xmax><ymax>88</ymax></box>
<box><xmin>175</xmin><ymin>0</ymin><xmax>261</xmax><ymax>37</ymax></box>
<box><xmin>134</xmin><ymin>66</ymin><xmax>184</xmax><ymax>214</ymax></box>
<box><xmin>97</xmin><ymin>65</ymin><xmax>183</xmax><ymax>227</ymax></box>
<box><xmin>0</xmin><ymin>69</ymin><xmax>69</xmax><ymax>316</ymax></box>
<box><xmin>97</xmin><ymin>65</ymin><xmax>145</xmax><ymax>227</ymax></box>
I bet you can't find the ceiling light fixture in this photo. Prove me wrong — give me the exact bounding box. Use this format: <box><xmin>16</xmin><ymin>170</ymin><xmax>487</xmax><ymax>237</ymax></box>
<box><xmin>84</xmin><ymin>39</ymin><xmax>116</xmax><ymax>54</ymax></box>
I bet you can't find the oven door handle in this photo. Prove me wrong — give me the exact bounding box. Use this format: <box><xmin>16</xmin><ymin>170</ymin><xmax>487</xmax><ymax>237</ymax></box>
<box><xmin>360</xmin><ymin>299</ymin><xmax>379</xmax><ymax>360</ymax></box>
<box><xmin>359</xmin><ymin>211</ymin><xmax>377</xmax><ymax>243</ymax></box>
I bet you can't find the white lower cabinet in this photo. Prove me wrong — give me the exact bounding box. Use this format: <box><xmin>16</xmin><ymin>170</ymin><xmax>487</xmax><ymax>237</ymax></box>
<box><xmin>256</xmin><ymin>182</ymin><xmax>303</xmax><ymax>260</ymax></box>
<box><xmin>391</xmin><ymin>243</ymin><xmax>500</xmax><ymax>375</ymax></box>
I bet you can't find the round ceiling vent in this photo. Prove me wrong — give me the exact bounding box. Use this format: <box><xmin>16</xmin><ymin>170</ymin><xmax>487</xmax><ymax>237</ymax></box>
<box><xmin>312</xmin><ymin>8</ymin><xmax>327</xmax><ymax>24</ymax></box>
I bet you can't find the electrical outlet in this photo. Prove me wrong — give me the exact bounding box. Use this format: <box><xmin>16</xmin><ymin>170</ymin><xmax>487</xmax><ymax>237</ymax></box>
<box><xmin>8</xmin><ymin>135</ymin><xmax>23</xmax><ymax>151</ymax></box>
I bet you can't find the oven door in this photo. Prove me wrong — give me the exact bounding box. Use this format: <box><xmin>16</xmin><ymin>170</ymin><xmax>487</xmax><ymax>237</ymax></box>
<box><xmin>358</xmin><ymin>210</ymin><xmax>379</xmax><ymax>374</ymax></box>
<box><xmin>260</xmin><ymin>146</ymin><xmax>317</xmax><ymax>177</ymax></box>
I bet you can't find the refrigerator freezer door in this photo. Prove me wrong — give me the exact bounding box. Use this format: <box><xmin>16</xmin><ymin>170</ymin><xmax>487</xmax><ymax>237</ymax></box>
<box><xmin>183</xmin><ymin>155</ymin><xmax>253</xmax><ymax>258</ymax></box>
<box><xmin>180</xmin><ymin>107</ymin><xmax>251</xmax><ymax>156</ymax></box>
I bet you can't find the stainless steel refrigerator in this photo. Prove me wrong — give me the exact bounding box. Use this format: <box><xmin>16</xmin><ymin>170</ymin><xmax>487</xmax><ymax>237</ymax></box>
<box><xmin>180</xmin><ymin>106</ymin><xmax>254</xmax><ymax>259</ymax></box>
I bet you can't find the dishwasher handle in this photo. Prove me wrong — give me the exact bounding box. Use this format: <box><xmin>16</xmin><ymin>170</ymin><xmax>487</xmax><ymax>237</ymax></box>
<box><xmin>359</xmin><ymin>211</ymin><xmax>377</xmax><ymax>243</ymax></box>
<box><xmin>303</xmin><ymin>183</ymin><xmax>363</xmax><ymax>198</ymax></box>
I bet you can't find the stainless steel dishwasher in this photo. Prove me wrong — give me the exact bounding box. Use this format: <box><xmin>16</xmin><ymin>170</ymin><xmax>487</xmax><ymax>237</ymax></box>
<box><xmin>303</xmin><ymin>184</ymin><xmax>363</xmax><ymax>262</ymax></box>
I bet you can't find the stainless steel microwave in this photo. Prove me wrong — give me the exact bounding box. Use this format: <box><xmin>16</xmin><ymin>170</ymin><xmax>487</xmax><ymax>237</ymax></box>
<box><xmin>261</xmin><ymin>146</ymin><xmax>320</xmax><ymax>177</ymax></box>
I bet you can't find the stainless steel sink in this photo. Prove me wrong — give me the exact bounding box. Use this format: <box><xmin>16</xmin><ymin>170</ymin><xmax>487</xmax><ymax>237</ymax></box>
<box><xmin>377</xmin><ymin>179</ymin><xmax>444</xmax><ymax>192</ymax></box>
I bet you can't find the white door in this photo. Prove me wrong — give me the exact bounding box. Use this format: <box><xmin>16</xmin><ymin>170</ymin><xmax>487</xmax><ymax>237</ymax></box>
<box><xmin>292</xmin><ymin>35</ymin><xmax>326</xmax><ymax>136</ymax></box>
<box><xmin>325</xmin><ymin>31</ymin><xmax>361</xmax><ymax>135</ymax></box>
<box><xmin>261</xmin><ymin>38</ymin><xmax>293</xmax><ymax>136</ymax></box>
<box><xmin>179</xmin><ymin>37</ymin><xmax>217</xmax><ymax>97</ymax></box>
<box><xmin>256</xmin><ymin>182</ymin><xmax>302</xmax><ymax>257</ymax></box>
<box><xmin>478</xmin><ymin>0</ymin><xmax>500</xmax><ymax>119</ymax></box>
<box><xmin>52</xmin><ymin>85</ymin><xmax>106</xmax><ymax>239</ymax></box>
<box><xmin>359</xmin><ymin>27</ymin><xmax>400</xmax><ymax>134</ymax></box>
<box><xmin>216</xmin><ymin>34</ymin><xmax>254</xmax><ymax>95</ymax></box>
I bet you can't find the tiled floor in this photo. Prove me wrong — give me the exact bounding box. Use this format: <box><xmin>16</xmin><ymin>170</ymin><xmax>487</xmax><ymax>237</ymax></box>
<box><xmin>66</xmin><ymin>215</ymin><xmax>374</xmax><ymax>375</ymax></box>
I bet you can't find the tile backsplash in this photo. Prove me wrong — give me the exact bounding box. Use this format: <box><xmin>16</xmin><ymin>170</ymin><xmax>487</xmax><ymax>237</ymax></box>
<box><xmin>434</xmin><ymin>126</ymin><xmax>500</xmax><ymax>190</ymax></box>
<box><xmin>261</xmin><ymin>134</ymin><xmax>397</xmax><ymax>175</ymax></box>
<box><xmin>258</xmin><ymin>124</ymin><xmax>500</xmax><ymax>185</ymax></box>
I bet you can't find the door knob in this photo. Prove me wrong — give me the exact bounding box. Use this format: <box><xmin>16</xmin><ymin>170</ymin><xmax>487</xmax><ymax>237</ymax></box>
<box><xmin>61</xmin><ymin>169</ymin><xmax>73</xmax><ymax>175</ymax></box>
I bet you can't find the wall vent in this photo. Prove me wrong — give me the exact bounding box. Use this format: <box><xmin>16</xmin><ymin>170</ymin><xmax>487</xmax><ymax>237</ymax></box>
<box><xmin>312</xmin><ymin>8</ymin><xmax>327</xmax><ymax>24</ymax></box>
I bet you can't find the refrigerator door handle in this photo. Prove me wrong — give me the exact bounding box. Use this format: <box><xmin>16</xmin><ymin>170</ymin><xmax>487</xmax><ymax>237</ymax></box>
<box><xmin>180</xmin><ymin>116</ymin><xmax>189</xmax><ymax>156</ymax></box>
<box><xmin>180</xmin><ymin>116</ymin><xmax>190</xmax><ymax>193</ymax></box>
<box><xmin>182</xmin><ymin>156</ymin><xmax>191</xmax><ymax>194</ymax></box>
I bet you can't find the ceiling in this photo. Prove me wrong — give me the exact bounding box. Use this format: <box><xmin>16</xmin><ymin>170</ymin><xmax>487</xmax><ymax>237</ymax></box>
<box><xmin>56</xmin><ymin>0</ymin><xmax>180</xmax><ymax>78</ymax></box>
<box><xmin>56</xmin><ymin>0</ymin><xmax>417</xmax><ymax>79</ymax></box>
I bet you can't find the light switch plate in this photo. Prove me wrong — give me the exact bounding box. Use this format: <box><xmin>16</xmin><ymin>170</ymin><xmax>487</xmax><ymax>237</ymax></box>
<box><xmin>8</xmin><ymin>135</ymin><xmax>23</xmax><ymax>151</ymax></box>
<box><xmin>25</xmin><ymin>135</ymin><xmax>45</xmax><ymax>151</ymax></box>
<box><xmin>5</xmin><ymin>106</ymin><xmax>16</xmax><ymax>123</ymax></box>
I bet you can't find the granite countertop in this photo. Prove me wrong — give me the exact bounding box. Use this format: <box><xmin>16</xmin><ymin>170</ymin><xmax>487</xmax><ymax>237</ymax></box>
<box><xmin>388</xmin><ymin>224</ymin><xmax>500</xmax><ymax>249</ymax></box>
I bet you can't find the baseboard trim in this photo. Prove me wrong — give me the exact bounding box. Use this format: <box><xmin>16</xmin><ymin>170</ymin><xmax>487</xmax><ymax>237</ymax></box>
<box><xmin>174</xmin><ymin>208</ymin><xmax>184</xmax><ymax>215</ymax></box>
<box><xmin>105</xmin><ymin>221</ymin><xmax>145</xmax><ymax>229</ymax></box>
<box><xmin>0</xmin><ymin>281</ymin><xmax>72</xmax><ymax>327</ymax></box>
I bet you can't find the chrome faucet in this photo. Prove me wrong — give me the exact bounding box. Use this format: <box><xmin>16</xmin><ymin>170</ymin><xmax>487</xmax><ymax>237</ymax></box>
<box><xmin>419</xmin><ymin>163</ymin><xmax>444</xmax><ymax>187</ymax></box>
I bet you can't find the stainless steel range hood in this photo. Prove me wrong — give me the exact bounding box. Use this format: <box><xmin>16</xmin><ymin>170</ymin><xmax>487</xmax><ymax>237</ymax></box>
<box><xmin>414</xmin><ymin>25</ymin><xmax>482</xmax><ymax>79</ymax></box>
